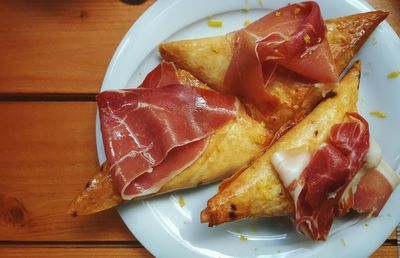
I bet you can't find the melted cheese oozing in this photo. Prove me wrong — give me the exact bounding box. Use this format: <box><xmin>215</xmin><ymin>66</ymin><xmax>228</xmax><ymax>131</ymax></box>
<box><xmin>271</xmin><ymin>149</ymin><xmax>311</xmax><ymax>188</ymax></box>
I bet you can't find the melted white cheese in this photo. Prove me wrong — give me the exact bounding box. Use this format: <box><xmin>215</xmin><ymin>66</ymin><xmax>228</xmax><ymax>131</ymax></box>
<box><xmin>271</xmin><ymin>138</ymin><xmax>399</xmax><ymax>210</ymax></box>
<box><xmin>271</xmin><ymin>149</ymin><xmax>311</xmax><ymax>188</ymax></box>
<box><xmin>364</xmin><ymin>137</ymin><xmax>382</xmax><ymax>169</ymax></box>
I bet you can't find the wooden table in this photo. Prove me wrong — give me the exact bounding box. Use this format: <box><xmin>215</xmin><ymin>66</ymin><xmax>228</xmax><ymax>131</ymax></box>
<box><xmin>0</xmin><ymin>0</ymin><xmax>399</xmax><ymax>257</ymax></box>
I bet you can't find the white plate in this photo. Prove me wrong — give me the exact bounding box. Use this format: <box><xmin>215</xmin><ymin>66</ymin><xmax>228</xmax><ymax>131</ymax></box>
<box><xmin>97</xmin><ymin>0</ymin><xmax>400</xmax><ymax>257</ymax></box>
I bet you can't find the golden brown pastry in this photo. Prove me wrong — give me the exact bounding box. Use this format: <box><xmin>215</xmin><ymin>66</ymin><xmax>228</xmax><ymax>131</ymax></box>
<box><xmin>159</xmin><ymin>11</ymin><xmax>387</xmax><ymax>139</ymax></box>
<box><xmin>201</xmin><ymin>61</ymin><xmax>361</xmax><ymax>226</ymax></box>
<box><xmin>159</xmin><ymin>11</ymin><xmax>386</xmax><ymax>91</ymax></box>
<box><xmin>70</xmin><ymin>11</ymin><xmax>388</xmax><ymax>216</ymax></box>
<box><xmin>69</xmin><ymin>70</ymin><xmax>267</xmax><ymax>216</ymax></box>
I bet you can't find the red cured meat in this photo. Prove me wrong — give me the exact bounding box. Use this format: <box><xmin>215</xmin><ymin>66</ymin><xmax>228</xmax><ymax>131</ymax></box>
<box><xmin>293</xmin><ymin>113</ymin><xmax>369</xmax><ymax>240</ymax></box>
<box><xmin>138</xmin><ymin>61</ymin><xmax>179</xmax><ymax>89</ymax></box>
<box><xmin>352</xmin><ymin>169</ymin><xmax>393</xmax><ymax>216</ymax></box>
<box><xmin>339</xmin><ymin>167</ymin><xmax>395</xmax><ymax>217</ymax></box>
<box><xmin>224</xmin><ymin>1</ymin><xmax>338</xmax><ymax>117</ymax></box>
<box><xmin>123</xmin><ymin>138</ymin><xmax>208</xmax><ymax>196</ymax></box>
<box><xmin>98</xmin><ymin>62</ymin><xmax>238</xmax><ymax>199</ymax></box>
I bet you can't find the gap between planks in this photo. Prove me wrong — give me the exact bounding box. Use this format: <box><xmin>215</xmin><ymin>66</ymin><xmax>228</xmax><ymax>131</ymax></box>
<box><xmin>0</xmin><ymin>102</ymin><xmax>133</xmax><ymax>241</ymax></box>
<box><xmin>0</xmin><ymin>240</ymin><xmax>142</xmax><ymax>248</ymax></box>
<box><xmin>0</xmin><ymin>93</ymin><xmax>96</xmax><ymax>102</ymax></box>
<box><xmin>0</xmin><ymin>246</ymin><xmax>153</xmax><ymax>258</ymax></box>
<box><xmin>0</xmin><ymin>238</ymin><xmax>397</xmax><ymax>247</ymax></box>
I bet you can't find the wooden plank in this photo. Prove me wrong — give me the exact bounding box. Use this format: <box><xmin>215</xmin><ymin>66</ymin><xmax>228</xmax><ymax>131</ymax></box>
<box><xmin>389</xmin><ymin>230</ymin><xmax>396</xmax><ymax>240</ymax></box>
<box><xmin>371</xmin><ymin>245</ymin><xmax>398</xmax><ymax>257</ymax></box>
<box><xmin>369</xmin><ymin>0</ymin><xmax>400</xmax><ymax>34</ymax></box>
<box><xmin>0</xmin><ymin>245</ymin><xmax>395</xmax><ymax>257</ymax></box>
<box><xmin>0</xmin><ymin>0</ymin><xmax>398</xmax><ymax>95</ymax></box>
<box><xmin>0</xmin><ymin>0</ymin><xmax>155</xmax><ymax>94</ymax></box>
<box><xmin>0</xmin><ymin>102</ymin><xmax>133</xmax><ymax>241</ymax></box>
<box><xmin>0</xmin><ymin>246</ymin><xmax>153</xmax><ymax>258</ymax></box>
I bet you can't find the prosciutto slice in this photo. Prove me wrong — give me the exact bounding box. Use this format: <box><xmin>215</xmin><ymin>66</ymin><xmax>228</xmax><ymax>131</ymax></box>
<box><xmin>138</xmin><ymin>61</ymin><xmax>179</xmax><ymax>89</ymax></box>
<box><xmin>272</xmin><ymin>113</ymin><xmax>399</xmax><ymax>240</ymax></box>
<box><xmin>224</xmin><ymin>1</ymin><xmax>338</xmax><ymax>116</ymax></box>
<box><xmin>289</xmin><ymin>113</ymin><xmax>370</xmax><ymax>240</ymax></box>
<box><xmin>351</xmin><ymin>165</ymin><xmax>399</xmax><ymax>215</ymax></box>
<box><xmin>339</xmin><ymin>159</ymin><xmax>400</xmax><ymax>217</ymax></box>
<box><xmin>98</xmin><ymin>62</ymin><xmax>238</xmax><ymax>200</ymax></box>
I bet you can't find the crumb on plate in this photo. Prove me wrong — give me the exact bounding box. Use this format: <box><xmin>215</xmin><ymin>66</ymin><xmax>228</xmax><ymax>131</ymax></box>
<box><xmin>240</xmin><ymin>235</ymin><xmax>248</xmax><ymax>241</ymax></box>
<box><xmin>208</xmin><ymin>20</ymin><xmax>223</xmax><ymax>28</ymax></box>
<box><xmin>387</xmin><ymin>71</ymin><xmax>400</xmax><ymax>79</ymax></box>
<box><xmin>179</xmin><ymin>195</ymin><xmax>185</xmax><ymax>207</ymax></box>
<box><xmin>370</xmin><ymin>111</ymin><xmax>387</xmax><ymax>119</ymax></box>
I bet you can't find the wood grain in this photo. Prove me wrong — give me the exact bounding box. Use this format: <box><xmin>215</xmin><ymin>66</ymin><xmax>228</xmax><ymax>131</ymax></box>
<box><xmin>0</xmin><ymin>245</ymin><xmax>396</xmax><ymax>257</ymax></box>
<box><xmin>371</xmin><ymin>245</ymin><xmax>398</xmax><ymax>258</ymax></box>
<box><xmin>0</xmin><ymin>246</ymin><xmax>152</xmax><ymax>258</ymax></box>
<box><xmin>389</xmin><ymin>230</ymin><xmax>396</xmax><ymax>240</ymax></box>
<box><xmin>0</xmin><ymin>102</ymin><xmax>132</xmax><ymax>241</ymax></box>
<box><xmin>369</xmin><ymin>0</ymin><xmax>400</xmax><ymax>34</ymax></box>
<box><xmin>0</xmin><ymin>0</ymin><xmax>398</xmax><ymax>257</ymax></box>
<box><xmin>0</xmin><ymin>0</ymin><xmax>155</xmax><ymax>94</ymax></box>
<box><xmin>0</xmin><ymin>102</ymin><xmax>396</xmax><ymax>252</ymax></box>
<box><xmin>0</xmin><ymin>0</ymin><xmax>398</xmax><ymax>94</ymax></box>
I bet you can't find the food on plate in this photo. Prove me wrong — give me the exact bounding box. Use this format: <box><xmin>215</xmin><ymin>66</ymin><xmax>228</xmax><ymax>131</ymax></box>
<box><xmin>69</xmin><ymin>62</ymin><xmax>267</xmax><ymax>216</ymax></box>
<box><xmin>160</xmin><ymin>11</ymin><xmax>386</xmax><ymax>92</ymax></box>
<box><xmin>160</xmin><ymin>10</ymin><xmax>388</xmax><ymax>138</ymax></box>
<box><xmin>99</xmin><ymin>65</ymin><xmax>239</xmax><ymax>200</ymax></box>
<box><xmin>71</xmin><ymin>1</ymin><xmax>398</xmax><ymax>243</ymax></box>
<box><xmin>201</xmin><ymin>62</ymin><xmax>400</xmax><ymax>240</ymax></box>
<box><xmin>156</xmin><ymin>3</ymin><xmax>396</xmax><ymax>239</ymax></box>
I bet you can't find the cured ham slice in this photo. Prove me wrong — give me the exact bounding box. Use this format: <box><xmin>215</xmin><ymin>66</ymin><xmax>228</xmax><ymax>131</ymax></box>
<box><xmin>160</xmin><ymin>11</ymin><xmax>388</xmax><ymax>145</ymax></box>
<box><xmin>351</xmin><ymin>162</ymin><xmax>399</xmax><ymax>215</ymax></box>
<box><xmin>98</xmin><ymin>62</ymin><xmax>238</xmax><ymax>200</ymax></box>
<box><xmin>201</xmin><ymin>62</ymin><xmax>363</xmax><ymax>228</ymax></box>
<box><xmin>224</xmin><ymin>1</ymin><xmax>338</xmax><ymax>116</ymax></box>
<box><xmin>290</xmin><ymin>113</ymin><xmax>369</xmax><ymax>240</ymax></box>
<box><xmin>339</xmin><ymin>142</ymin><xmax>400</xmax><ymax>217</ymax></box>
<box><xmin>272</xmin><ymin>112</ymin><xmax>399</xmax><ymax>241</ymax></box>
<box><xmin>138</xmin><ymin>61</ymin><xmax>179</xmax><ymax>89</ymax></box>
<box><xmin>123</xmin><ymin>139</ymin><xmax>208</xmax><ymax>196</ymax></box>
<box><xmin>69</xmin><ymin>68</ymin><xmax>268</xmax><ymax>216</ymax></box>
